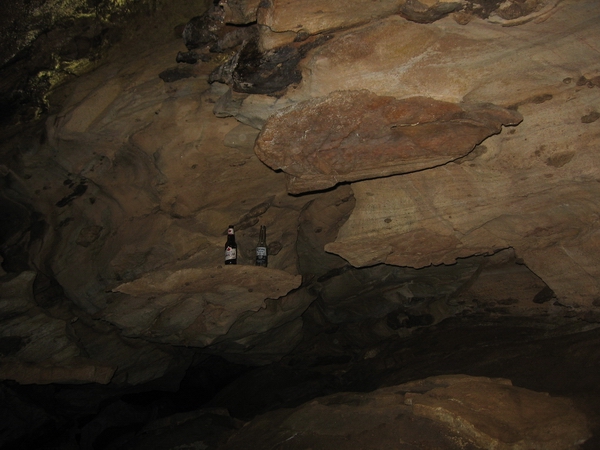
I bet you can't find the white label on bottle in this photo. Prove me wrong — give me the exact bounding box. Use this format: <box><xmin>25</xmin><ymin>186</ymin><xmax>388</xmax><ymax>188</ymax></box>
<box><xmin>225</xmin><ymin>247</ymin><xmax>237</xmax><ymax>260</ymax></box>
<box><xmin>256</xmin><ymin>247</ymin><xmax>267</xmax><ymax>257</ymax></box>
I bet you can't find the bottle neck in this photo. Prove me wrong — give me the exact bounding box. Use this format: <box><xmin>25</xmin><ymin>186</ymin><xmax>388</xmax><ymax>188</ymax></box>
<box><xmin>258</xmin><ymin>226</ymin><xmax>266</xmax><ymax>246</ymax></box>
<box><xmin>227</xmin><ymin>228</ymin><xmax>236</xmax><ymax>244</ymax></box>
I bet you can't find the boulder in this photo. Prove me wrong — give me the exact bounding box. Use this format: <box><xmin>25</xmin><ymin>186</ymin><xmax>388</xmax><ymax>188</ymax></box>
<box><xmin>109</xmin><ymin>266</ymin><xmax>302</xmax><ymax>347</ymax></box>
<box><xmin>255</xmin><ymin>90</ymin><xmax>522</xmax><ymax>193</ymax></box>
<box><xmin>220</xmin><ymin>374</ymin><xmax>590</xmax><ymax>449</ymax></box>
<box><xmin>325</xmin><ymin>84</ymin><xmax>600</xmax><ymax>305</ymax></box>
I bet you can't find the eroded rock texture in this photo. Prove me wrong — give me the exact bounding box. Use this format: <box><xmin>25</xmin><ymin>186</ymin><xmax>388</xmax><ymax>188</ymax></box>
<box><xmin>220</xmin><ymin>375</ymin><xmax>590</xmax><ymax>450</ymax></box>
<box><xmin>109</xmin><ymin>266</ymin><xmax>302</xmax><ymax>347</ymax></box>
<box><xmin>324</xmin><ymin>82</ymin><xmax>600</xmax><ymax>304</ymax></box>
<box><xmin>0</xmin><ymin>0</ymin><xmax>598</xmax><ymax>413</ymax></box>
<box><xmin>0</xmin><ymin>271</ymin><xmax>115</xmax><ymax>384</ymax></box>
<box><xmin>0</xmin><ymin>0</ymin><xmax>201</xmax><ymax>134</ymax></box>
<box><xmin>255</xmin><ymin>91</ymin><xmax>522</xmax><ymax>193</ymax></box>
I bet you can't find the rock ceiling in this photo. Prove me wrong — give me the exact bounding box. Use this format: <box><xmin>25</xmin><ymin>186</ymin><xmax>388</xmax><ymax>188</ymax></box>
<box><xmin>0</xmin><ymin>0</ymin><xmax>599</xmax><ymax>397</ymax></box>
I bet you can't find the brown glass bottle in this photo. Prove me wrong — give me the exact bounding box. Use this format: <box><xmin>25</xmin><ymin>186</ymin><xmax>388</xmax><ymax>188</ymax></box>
<box><xmin>224</xmin><ymin>225</ymin><xmax>237</xmax><ymax>264</ymax></box>
<box><xmin>255</xmin><ymin>225</ymin><xmax>268</xmax><ymax>267</ymax></box>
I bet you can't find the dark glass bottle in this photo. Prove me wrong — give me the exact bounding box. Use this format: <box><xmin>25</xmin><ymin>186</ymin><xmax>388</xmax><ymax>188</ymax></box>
<box><xmin>225</xmin><ymin>225</ymin><xmax>237</xmax><ymax>265</ymax></box>
<box><xmin>255</xmin><ymin>225</ymin><xmax>268</xmax><ymax>267</ymax></box>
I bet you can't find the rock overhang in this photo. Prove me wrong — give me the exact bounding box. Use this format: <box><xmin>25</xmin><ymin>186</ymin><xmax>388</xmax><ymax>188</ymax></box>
<box><xmin>0</xmin><ymin>0</ymin><xmax>599</xmax><ymax>385</ymax></box>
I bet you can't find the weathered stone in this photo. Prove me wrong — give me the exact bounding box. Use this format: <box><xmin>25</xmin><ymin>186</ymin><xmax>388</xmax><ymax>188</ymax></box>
<box><xmin>399</xmin><ymin>0</ymin><xmax>462</xmax><ymax>23</ymax></box>
<box><xmin>213</xmin><ymin>34</ymin><xmax>333</xmax><ymax>96</ymax></box>
<box><xmin>0</xmin><ymin>359</ymin><xmax>115</xmax><ymax>385</ymax></box>
<box><xmin>221</xmin><ymin>0</ymin><xmax>262</xmax><ymax>24</ymax></box>
<box><xmin>0</xmin><ymin>271</ymin><xmax>116</xmax><ymax>384</ymax></box>
<box><xmin>211</xmin><ymin>24</ymin><xmax>258</xmax><ymax>53</ymax></box>
<box><xmin>296</xmin><ymin>186</ymin><xmax>355</xmax><ymax>273</ymax></box>
<box><xmin>487</xmin><ymin>0</ymin><xmax>563</xmax><ymax>25</ymax></box>
<box><xmin>247</xmin><ymin>0</ymin><xmax>558</xmax><ymax>51</ymax></box>
<box><xmin>290</xmin><ymin>3</ymin><xmax>600</xmax><ymax>105</ymax></box>
<box><xmin>182</xmin><ymin>8</ymin><xmax>225</xmax><ymax>50</ymax></box>
<box><xmin>0</xmin><ymin>37</ymin><xmax>315</xmax><ymax>377</ymax></box>
<box><xmin>257</xmin><ymin>26</ymin><xmax>299</xmax><ymax>54</ymax></box>
<box><xmin>315</xmin><ymin>260</ymin><xmax>481</xmax><ymax>326</ymax></box>
<box><xmin>325</xmin><ymin>84</ymin><xmax>600</xmax><ymax>306</ymax></box>
<box><xmin>159</xmin><ymin>66</ymin><xmax>197</xmax><ymax>82</ymax></box>
<box><xmin>219</xmin><ymin>374</ymin><xmax>590</xmax><ymax>449</ymax></box>
<box><xmin>213</xmin><ymin>87</ymin><xmax>296</xmax><ymax>129</ymax></box>
<box><xmin>407</xmin><ymin>375</ymin><xmax>591</xmax><ymax>449</ymax></box>
<box><xmin>231</xmin><ymin>38</ymin><xmax>303</xmax><ymax>95</ymax></box>
<box><xmin>36</xmin><ymin>39</ymin><xmax>307</xmax><ymax>314</ymax></box>
<box><xmin>113</xmin><ymin>265</ymin><xmax>301</xmax><ymax>297</ymax></box>
<box><xmin>1</xmin><ymin>0</ymin><xmax>599</xmax><ymax>391</ymax></box>
<box><xmin>256</xmin><ymin>0</ymin><xmax>404</xmax><ymax>49</ymax></box>
<box><xmin>255</xmin><ymin>90</ymin><xmax>522</xmax><ymax>193</ymax></box>
<box><xmin>76</xmin><ymin>225</ymin><xmax>103</xmax><ymax>247</ymax></box>
<box><xmin>223</xmin><ymin>123</ymin><xmax>260</xmax><ymax>149</ymax></box>
<box><xmin>451</xmin><ymin>249</ymin><xmax>553</xmax><ymax>316</ymax></box>
<box><xmin>206</xmin><ymin>288</ymin><xmax>316</xmax><ymax>365</ymax></box>
<box><xmin>107</xmin><ymin>266</ymin><xmax>302</xmax><ymax>346</ymax></box>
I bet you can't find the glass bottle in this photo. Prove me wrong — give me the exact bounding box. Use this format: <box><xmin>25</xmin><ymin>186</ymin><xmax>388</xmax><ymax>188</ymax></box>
<box><xmin>255</xmin><ymin>225</ymin><xmax>268</xmax><ymax>267</ymax></box>
<box><xmin>225</xmin><ymin>225</ymin><xmax>237</xmax><ymax>265</ymax></box>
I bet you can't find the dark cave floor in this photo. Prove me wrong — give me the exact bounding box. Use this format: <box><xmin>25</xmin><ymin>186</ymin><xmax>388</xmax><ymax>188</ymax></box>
<box><xmin>206</xmin><ymin>315</ymin><xmax>600</xmax><ymax>448</ymax></box>
<box><xmin>3</xmin><ymin>314</ymin><xmax>600</xmax><ymax>449</ymax></box>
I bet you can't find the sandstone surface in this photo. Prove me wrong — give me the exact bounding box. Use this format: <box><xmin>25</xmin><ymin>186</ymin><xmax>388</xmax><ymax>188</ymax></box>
<box><xmin>219</xmin><ymin>375</ymin><xmax>590</xmax><ymax>449</ymax></box>
<box><xmin>0</xmin><ymin>271</ymin><xmax>116</xmax><ymax>384</ymax></box>
<box><xmin>107</xmin><ymin>266</ymin><xmax>302</xmax><ymax>347</ymax></box>
<box><xmin>286</xmin><ymin>1</ymin><xmax>593</xmax><ymax>104</ymax></box>
<box><xmin>1</xmin><ymin>35</ymin><xmax>316</xmax><ymax>381</ymax></box>
<box><xmin>255</xmin><ymin>91</ymin><xmax>522</xmax><ymax>193</ymax></box>
<box><xmin>1</xmin><ymin>1</ymin><xmax>600</xmax><ymax>446</ymax></box>
<box><xmin>325</xmin><ymin>83</ymin><xmax>600</xmax><ymax>305</ymax></box>
<box><xmin>0</xmin><ymin>0</ymin><xmax>599</xmax><ymax>397</ymax></box>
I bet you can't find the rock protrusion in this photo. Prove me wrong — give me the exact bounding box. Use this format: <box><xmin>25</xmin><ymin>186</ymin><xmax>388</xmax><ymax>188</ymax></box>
<box><xmin>219</xmin><ymin>374</ymin><xmax>590</xmax><ymax>449</ymax></box>
<box><xmin>108</xmin><ymin>266</ymin><xmax>303</xmax><ymax>347</ymax></box>
<box><xmin>255</xmin><ymin>90</ymin><xmax>522</xmax><ymax>194</ymax></box>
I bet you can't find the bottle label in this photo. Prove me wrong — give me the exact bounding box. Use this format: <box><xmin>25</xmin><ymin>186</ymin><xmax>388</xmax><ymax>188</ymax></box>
<box><xmin>225</xmin><ymin>247</ymin><xmax>237</xmax><ymax>260</ymax></box>
<box><xmin>256</xmin><ymin>247</ymin><xmax>267</xmax><ymax>266</ymax></box>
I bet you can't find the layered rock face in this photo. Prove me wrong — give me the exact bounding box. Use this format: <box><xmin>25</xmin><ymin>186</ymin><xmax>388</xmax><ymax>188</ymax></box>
<box><xmin>255</xmin><ymin>92</ymin><xmax>523</xmax><ymax>193</ymax></box>
<box><xmin>1</xmin><ymin>0</ymin><xmax>600</xmax><ymax>448</ymax></box>
<box><xmin>0</xmin><ymin>0</ymin><xmax>201</xmax><ymax>134</ymax></box>
<box><xmin>0</xmin><ymin>0</ymin><xmax>599</xmax><ymax>399</ymax></box>
<box><xmin>220</xmin><ymin>375</ymin><xmax>590</xmax><ymax>450</ymax></box>
<box><xmin>247</xmin><ymin>0</ymin><xmax>600</xmax><ymax>307</ymax></box>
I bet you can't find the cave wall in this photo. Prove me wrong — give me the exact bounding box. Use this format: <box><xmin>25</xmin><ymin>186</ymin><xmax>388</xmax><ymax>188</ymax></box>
<box><xmin>0</xmin><ymin>0</ymin><xmax>599</xmax><ymax>386</ymax></box>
